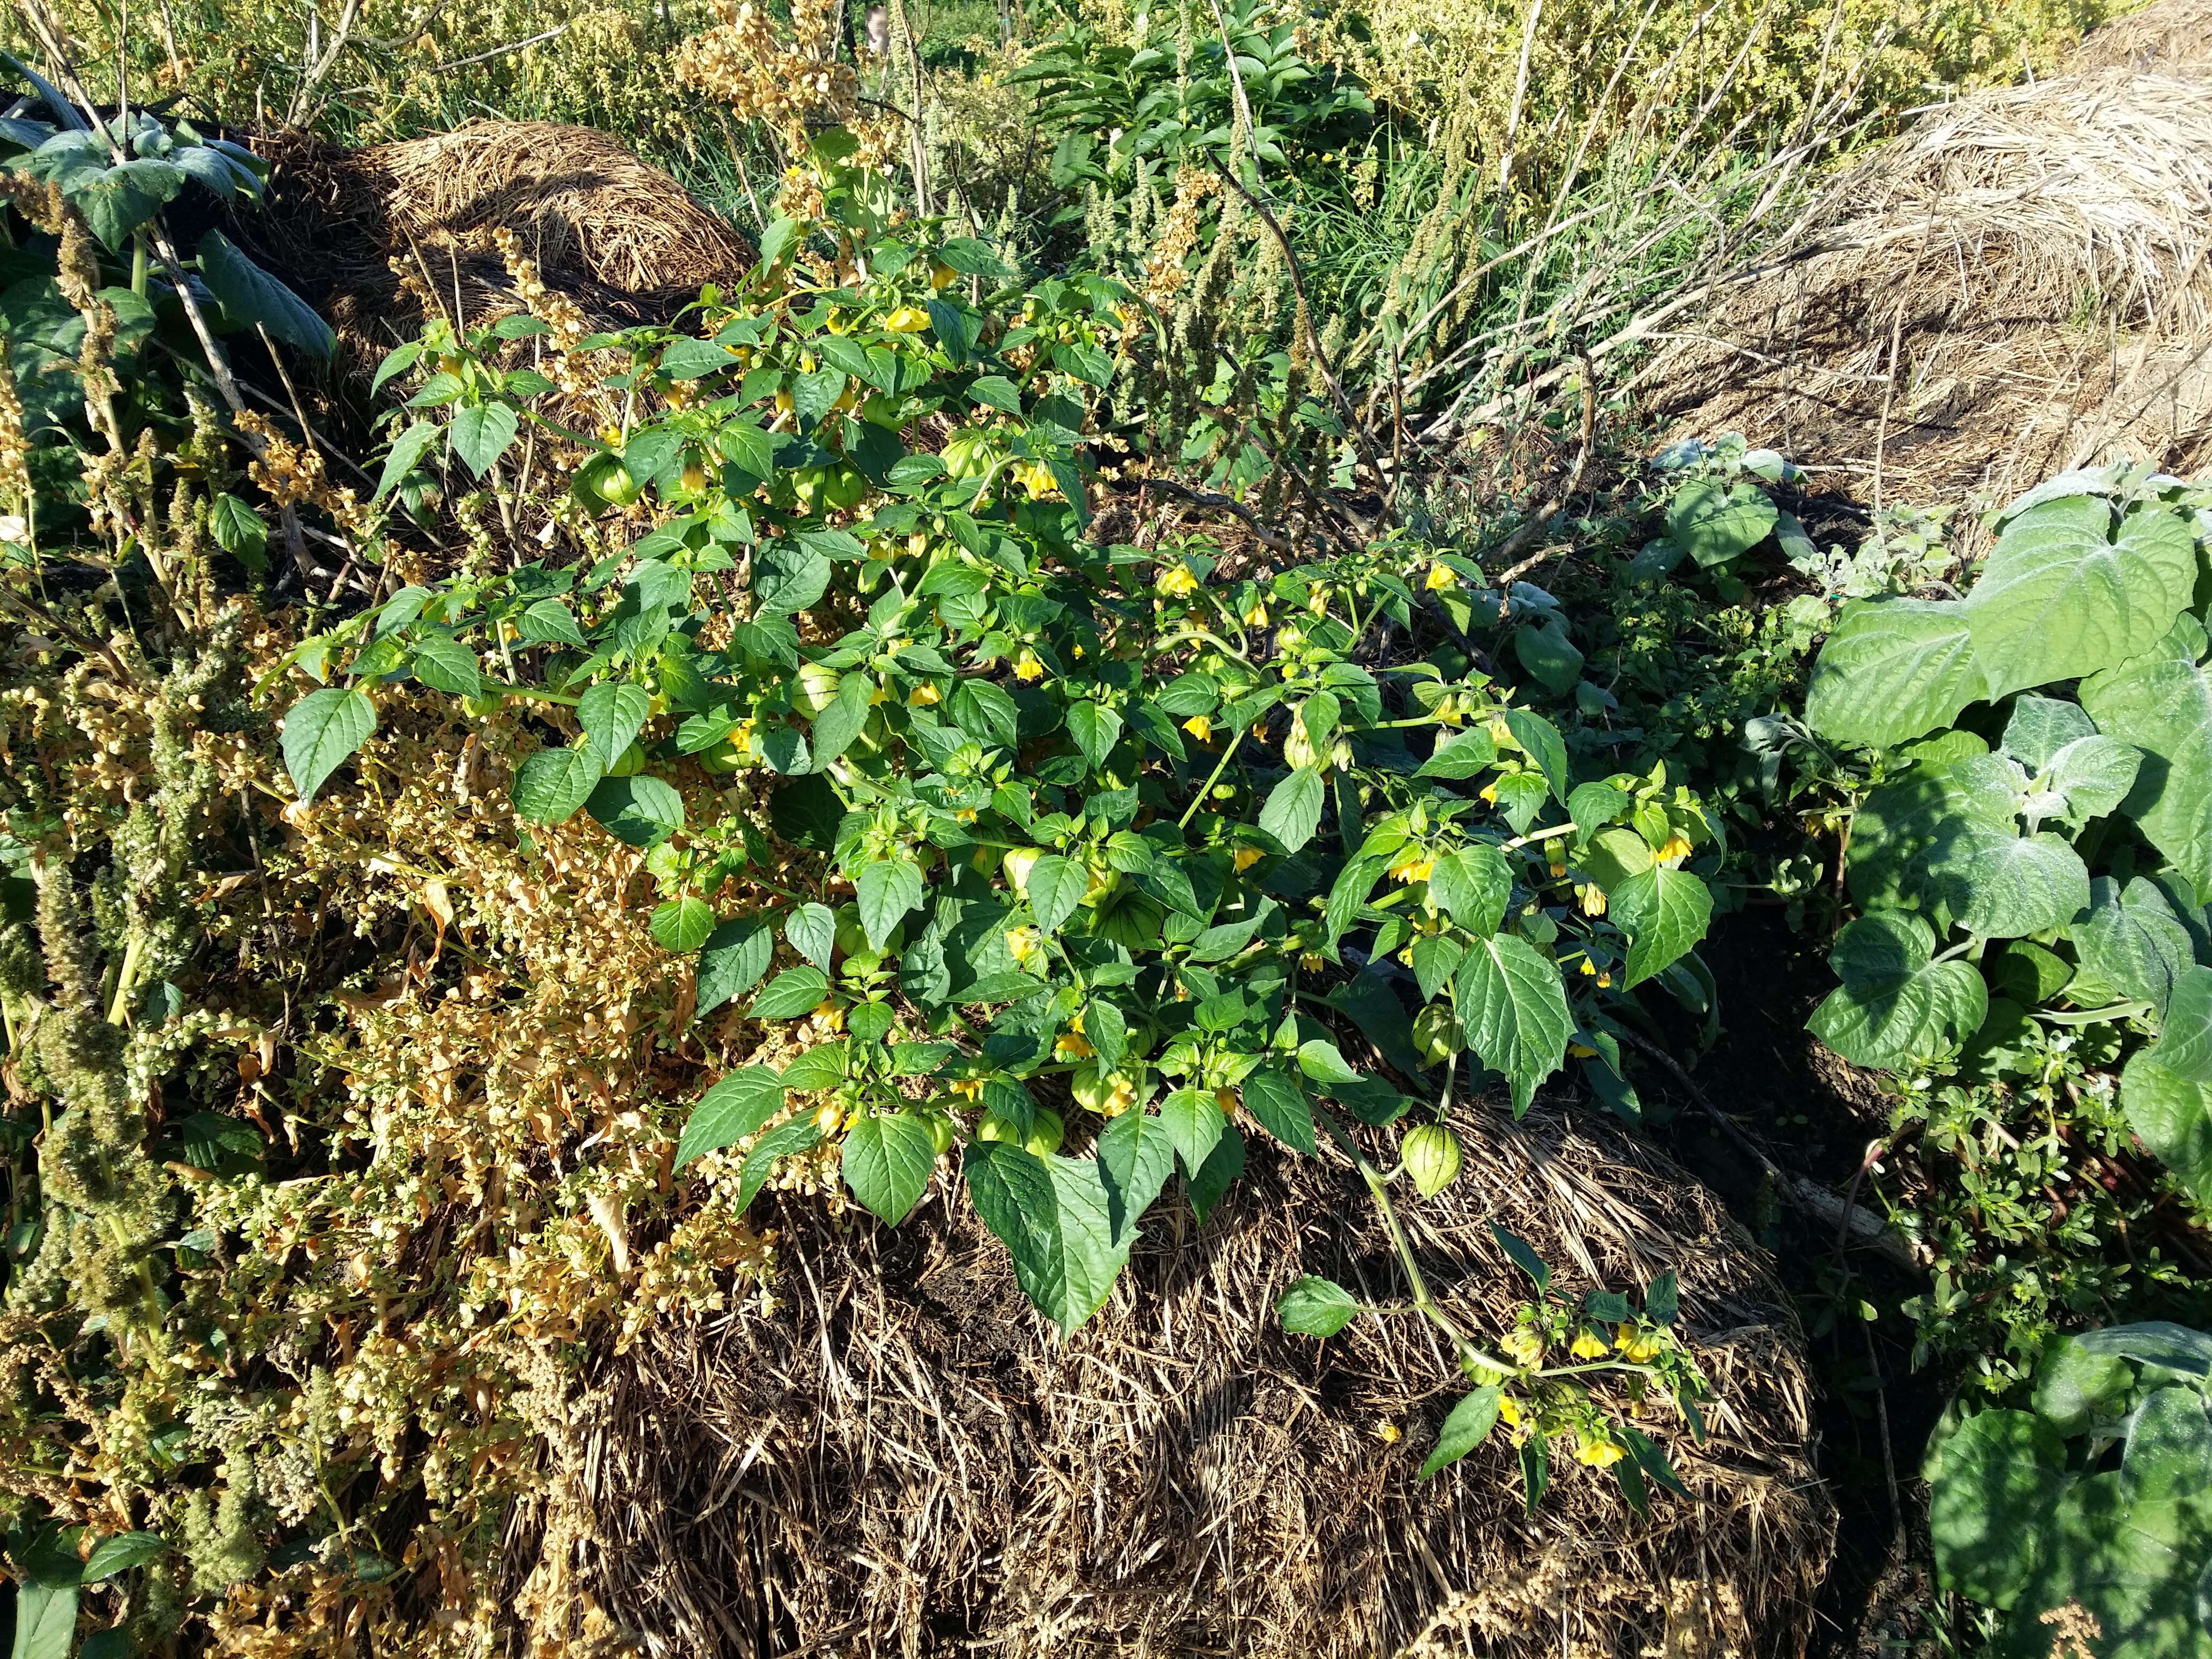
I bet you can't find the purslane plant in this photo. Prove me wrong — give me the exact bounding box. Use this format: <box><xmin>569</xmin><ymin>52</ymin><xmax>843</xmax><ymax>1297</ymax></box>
<box><xmin>278</xmin><ymin>143</ymin><xmax>1721</xmax><ymax>1499</ymax></box>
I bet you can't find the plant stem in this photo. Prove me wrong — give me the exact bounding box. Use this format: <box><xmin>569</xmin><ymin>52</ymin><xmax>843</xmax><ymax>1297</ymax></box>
<box><xmin>1178</xmin><ymin>730</ymin><xmax>1245</xmax><ymax>829</ymax></box>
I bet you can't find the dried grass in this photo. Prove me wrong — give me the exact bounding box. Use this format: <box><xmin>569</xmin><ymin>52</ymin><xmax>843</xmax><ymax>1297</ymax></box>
<box><xmin>2069</xmin><ymin>0</ymin><xmax>2212</xmax><ymax>74</ymax></box>
<box><xmin>246</xmin><ymin>119</ymin><xmax>754</xmax><ymax>368</ymax></box>
<box><xmin>509</xmin><ymin>1098</ymin><xmax>1833</xmax><ymax>1658</ymax></box>
<box><xmin>1649</xmin><ymin>54</ymin><xmax>2212</xmax><ymax>521</ymax></box>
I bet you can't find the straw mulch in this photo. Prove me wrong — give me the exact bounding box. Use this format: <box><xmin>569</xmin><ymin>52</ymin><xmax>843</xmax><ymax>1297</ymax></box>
<box><xmin>1649</xmin><ymin>44</ymin><xmax>2212</xmax><ymax>529</ymax></box>
<box><xmin>509</xmin><ymin>1097</ymin><xmax>1833</xmax><ymax>1658</ymax></box>
<box><xmin>2069</xmin><ymin>0</ymin><xmax>2212</xmax><ymax>74</ymax></box>
<box><xmin>245</xmin><ymin>120</ymin><xmax>755</xmax><ymax>367</ymax></box>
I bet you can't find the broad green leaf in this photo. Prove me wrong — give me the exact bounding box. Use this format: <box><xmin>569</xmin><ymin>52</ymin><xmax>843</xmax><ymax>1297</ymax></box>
<box><xmin>1964</xmin><ymin>494</ymin><xmax>2198</xmax><ymax>699</ymax></box>
<box><xmin>1454</xmin><ymin>933</ymin><xmax>1573</xmax><ymax>1114</ymax></box>
<box><xmin>579</xmin><ymin>681</ymin><xmax>653</xmax><ymax>769</ymax></box>
<box><xmin>2073</xmin><ymin>1321</ymin><xmax>2212</xmax><ymax>1378</ymax></box>
<box><xmin>586</xmin><ymin>774</ymin><xmax>683</xmax><ymax>848</ymax></box>
<box><xmin>786</xmin><ymin>903</ymin><xmax>838</xmax><ymax>970</ymax></box>
<box><xmin>2032</xmin><ymin>1335</ymin><xmax>2135</xmax><ymax>1438</ymax></box>
<box><xmin>1085</xmin><ymin>999</ymin><xmax>1128</xmax><ymax>1070</ymax></box>
<box><xmin>199</xmin><ymin>228</ymin><xmax>335</xmax><ymax>356</ymax></box>
<box><xmin>675</xmin><ymin>1066</ymin><xmax>786</xmax><ymax>1164</ymax></box>
<box><xmin>806</xmin><ymin>673</ymin><xmax>872</xmax><ymax>770</ymax></box>
<box><xmin>1189</xmin><ymin>1130</ymin><xmax>1244</xmax><ymax>1221</ymax></box>
<box><xmin>518</xmin><ymin>598</ymin><xmax>586</xmax><ymax>648</ymax></box>
<box><xmin>1047</xmin><ymin>1153</ymin><xmax>1138</xmax><ymax>1330</ymax></box>
<box><xmin>1491</xmin><ymin>1224</ymin><xmax>1550</xmax><ymax>1289</ymax></box>
<box><xmin>8</xmin><ymin>1574</ymin><xmax>74</xmax><ymax>1659</ymax></box>
<box><xmin>1066</xmin><ymin>700</ymin><xmax>1123</xmax><ymax>768</ymax></box>
<box><xmin>1501</xmin><ymin>709</ymin><xmax>1568</xmax><ymax>804</ymax></box>
<box><xmin>510</xmin><ymin>742</ymin><xmax>601</xmax><ymax>824</ymax></box>
<box><xmin>1566</xmin><ymin>782</ymin><xmax>1630</xmax><ymax>836</ymax></box>
<box><xmin>650</xmin><ymin>895</ymin><xmax>716</xmax><ymax>953</ymax></box>
<box><xmin>695</xmin><ymin>920</ymin><xmax>774</xmax><ymax>1018</ymax></box>
<box><xmin>782</xmin><ymin>1043</ymin><xmax>849</xmax><ymax>1092</ymax></box>
<box><xmin>1427</xmin><ymin>845</ymin><xmax>1512</xmax><ymax>936</ymax></box>
<box><xmin>1927</xmin><ymin>1408</ymin><xmax>2067</xmax><ymax>1608</ymax></box>
<box><xmin>1095</xmin><ymin>1105</ymin><xmax>1175</xmax><ymax>1243</ymax></box>
<box><xmin>2081</xmin><ymin>615</ymin><xmax>2212</xmax><ymax>897</ymax></box>
<box><xmin>447</xmin><ymin>402</ymin><xmax>520</xmax><ymax>479</ymax></box>
<box><xmin>1023</xmin><ymin>853</ymin><xmax>1086</xmax><ymax>934</ymax></box>
<box><xmin>856</xmin><ymin>857</ymin><xmax>924</xmax><ymax>950</ymax></box>
<box><xmin>841</xmin><ymin>1111</ymin><xmax>940</xmax><ymax>1223</ymax></box>
<box><xmin>1420</xmin><ymin>1386</ymin><xmax>1503</xmax><ymax>1479</ymax></box>
<box><xmin>750</xmin><ymin>965</ymin><xmax>832</xmax><ymax>1019</ymax></box>
<box><xmin>2074</xmin><ymin>877</ymin><xmax>2192</xmax><ymax>1015</ymax></box>
<box><xmin>1296</xmin><ymin>1040</ymin><xmax>1359</xmax><ymax>1085</ymax></box>
<box><xmin>2121</xmin><ymin>1386</ymin><xmax>2212</xmax><ymax>1505</ymax></box>
<box><xmin>1668</xmin><ymin>479</ymin><xmax>1778</xmax><ymax>568</ymax></box>
<box><xmin>2004</xmin><ymin>694</ymin><xmax>2097</xmax><ymax>771</ymax></box>
<box><xmin>735</xmin><ymin>1116</ymin><xmax>820</xmax><ymax>1210</ymax></box>
<box><xmin>1514</xmin><ymin>616</ymin><xmax>1583</xmax><ymax>694</ymax></box>
<box><xmin>2042</xmin><ymin>734</ymin><xmax>2141</xmax><ymax>827</ymax></box>
<box><xmin>1845</xmin><ymin>752</ymin><xmax>2014</xmax><ymax>913</ymax></box>
<box><xmin>1418</xmin><ymin>728</ymin><xmax>1498</xmax><ymax>779</ymax></box>
<box><xmin>1277</xmin><ymin>1274</ymin><xmax>1361</xmax><ymax>1336</ymax></box>
<box><xmin>1809</xmin><ymin>912</ymin><xmax>1987</xmax><ymax>1070</ymax></box>
<box><xmin>2001</xmin><ymin>1472</ymin><xmax>2212</xmax><ymax>1659</ymax></box>
<box><xmin>80</xmin><ymin>1531</ymin><xmax>167</xmax><ymax>1582</ymax></box>
<box><xmin>1238</xmin><ymin>1068</ymin><xmax>1316</xmax><ymax>1155</ymax></box>
<box><xmin>1160</xmin><ymin>1085</ymin><xmax>1224</xmax><ymax>1174</ymax></box>
<box><xmin>2120</xmin><ymin>965</ymin><xmax>2212</xmax><ymax>1207</ymax></box>
<box><xmin>281</xmin><ymin>686</ymin><xmax>376</xmax><ymax>803</ymax></box>
<box><xmin>1608</xmin><ymin>864</ymin><xmax>1712</xmax><ymax>988</ymax></box>
<box><xmin>1944</xmin><ymin>828</ymin><xmax>2090</xmax><ymax>939</ymax></box>
<box><xmin>964</xmin><ymin>1140</ymin><xmax>1067</xmax><ymax>1322</ymax></box>
<box><xmin>375</xmin><ymin>421</ymin><xmax>443</xmax><ymax>500</ymax></box>
<box><xmin>1577</xmin><ymin>827</ymin><xmax>1654</xmax><ymax>894</ymax></box>
<box><xmin>1259</xmin><ymin>766</ymin><xmax>1325</xmax><ymax>851</ymax></box>
<box><xmin>409</xmin><ymin>632</ymin><xmax>482</xmax><ymax>697</ymax></box>
<box><xmin>1804</xmin><ymin>597</ymin><xmax>1983</xmax><ymax>749</ymax></box>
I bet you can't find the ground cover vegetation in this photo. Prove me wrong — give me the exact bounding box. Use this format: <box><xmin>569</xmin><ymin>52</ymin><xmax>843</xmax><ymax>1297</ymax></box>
<box><xmin>2</xmin><ymin>0</ymin><xmax>2208</xmax><ymax>1650</ymax></box>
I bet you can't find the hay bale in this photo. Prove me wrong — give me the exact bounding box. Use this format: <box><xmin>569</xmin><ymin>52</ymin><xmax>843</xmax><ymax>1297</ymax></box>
<box><xmin>514</xmin><ymin>1099</ymin><xmax>1832</xmax><ymax>1657</ymax></box>
<box><xmin>2070</xmin><ymin>0</ymin><xmax>2212</xmax><ymax>75</ymax></box>
<box><xmin>248</xmin><ymin>121</ymin><xmax>755</xmax><ymax>365</ymax></box>
<box><xmin>1648</xmin><ymin>66</ymin><xmax>2212</xmax><ymax>522</ymax></box>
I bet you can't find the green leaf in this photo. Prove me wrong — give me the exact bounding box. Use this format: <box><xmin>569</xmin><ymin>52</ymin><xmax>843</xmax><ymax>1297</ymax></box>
<box><xmin>856</xmin><ymin>857</ymin><xmax>924</xmax><ymax>950</ymax></box>
<box><xmin>1160</xmin><ymin>1085</ymin><xmax>1224</xmax><ymax>1174</ymax></box>
<box><xmin>1608</xmin><ymin>864</ymin><xmax>1712</xmax><ymax>988</ymax></box>
<box><xmin>2120</xmin><ymin>965</ymin><xmax>2212</xmax><ymax>1208</ymax></box>
<box><xmin>1454</xmin><ymin>933</ymin><xmax>1573</xmax><ymax>1114</ymax></box>
<box><xmin>1085</xmin><ymin>999</ymin><xmax>1127</xmax><ymax>1070</ymax></box>
<box><xmin>1501</xmin><ymin>709</ymin><xmax>1568</xmax><ymax>804</ymax></box>
<box><xmin>578</xmin><ymin>681</ymin><xmax>653</xmax><ymax>769</ymax></box>
<box><xmin>447</xmin><ymin>401</ymin><xmax>520</xmax><ymax>479</ymax></box>
<box><xmin>1490</xmin><ymin>1224</ymin><xmax>1550</xmax><ymax>1290</ymax></box>
<box><xmin>8</xmin><ymin>1575</ymin><xmax>74</xmax><ymax>1659</ymax></box>
<box><xmin>510</xmin><ymin>743</ymin><xmax>602</xmax><ymax>824</ymax></box>
<box><xmin>2074</xmin><ymin>877</ymin><xmax>2192</xmax><ymax>1015</ymax></box>
<box><xmin>281</xmin><ymin>686</ymin><xmax>376</xmax><ymax>803</ymax></box>
<box><xmin>2004</xmin><ymin>695</ymin><xmax>2097</xmax><ymax>772</ymax></box>
<box><xmin>1927</xmin><ymin>1409</ymin><xmax>2068</xmax><ymax>1608</ymax></box>
<box><xmin>1804</xmin><ymin>597</ymin><xmax>1984</xmax><ymax>749</ymax></box>
<box><xmin>751</xmin><ymin>965</ymin><xmax>832</xmax><ymax>1019</ymax></box>
<box><xmin>518</xmin><ymin>598</ymin><xmax>587</xmax><ymax>648</ymax></box>
<box><xmin>964</xmin><ymin>1140</ymin><xmax>1066</xmax><ymax>1322</ymax></box>
<box><xmin>1239</xmin><ymin>1068</ymin><xmax>1316</xmax><ymax>1155</ymax></box>
<box><xmin>207</xmin><ymin>492</ymin><xmax>267</xmax><ymax>565</ymax></box>
<box><xmin>842</xmin><ymin>1111</ymin><xmax>940</xmax><ymax>1223</ymax></box>
<box><xmin>2032</xmin><ymin>1335</ymin><xmax>2135</xmax><ymax>1438</ymax></box>
<box><xmin>1094</xmin><ymin>1104</ymin><xmax>1175</xmax><ymax>1242</ymax></box>
<box><xmin>1426</xmin><ymin>845</ymin><xmax>1512</xmax><ymax>936</ymax></box>
<box><xmin>375</xmin><ymin>421</ymin><xmax>444</xmax><ymax>500</ymax></box>
<box><xmin>1023</xmin><ymin>853</ymin><xmax>1086</xmax><ymax>934</ymax></box>
<box><xmin>2043</xmin><ymin>734</ymin><xmax>2141</xmax><ymax>827</ymax></box>
<box><xmin>1259</xmin><ymin>766</ymin><xmax>1326</xmax><ymax>851</ymax></box>
<box><xmin>1514</xmin><ymin>616</ymin><xmax>1583</xmax><ymax>694</ymax></box>
<box><xmin>409</xmin><ymin>632</ymin><xmax>482</xmax><ymax>697</ymax></box>
<box><xmin>1667</xmin><ymin>479</ymin><xmax>1777</xmax><ymax>568</ymax></box>
<box><xmin>199</xmin><ymin>229</ymin><xmax>334</xmax><ymax>357</ymax></box>
<box><xmin>2121</xmin><ymin>1386</ymin><xmax>2212</xmax><ymax>1505</ymax></box>
<box><xmin>786</xmin><ymin>903</ymin><xmax>838</xmax><ymax>971</ymax></box>
<box><xmin>1066</xmin><ymin>700</ymin><xmax>1123</xmax><ymax>768</ymax></box>
<box><xmin>1964</xmin><ymin>495</ymin><xmax>2199</xmax><ymax>699</ymax></box>
<box><xmin>1296</xmin><ymin>1039</ymin><xmax>1359</xmax><ymax>1085</ymax></box>
<box><xmin>695</xmin><ymin>919</ymin><xmax>774</xmax><ymax>1018</ymax></box>
<box><xmin>2081</xmin><ymin>614</ymin><xmax>2212</xmax><ymax>898</ymax></box>
<box><xmin>1418</xmin><ymin>728</ymin><xmax>1498</xmax><ymax>779</ymax></box>
<box><xmin>1277</xmin><ymin>1274</ymin><xmax>1361</xmax><ymax>1337</ymax></box>
<box><xmin>2004</xmin><ymin>1472</ymin><xmax>2212</xmax><ymax>1658</ymax></box>
<box><xmin>80</xmin><ymin>1531</ymin><xmax>167</xmax><ymax>1582</ymax></box>
<box><xmin>1419</xmin><ymin>1386</ymin><xmax>1503</xmax><ymax>1479</ymax></box>
<box><xmin>806</xmin><ymin>674</ymin><xmax>872</xmax><ymax>771</ymax></box>
<box><xmin>735</xmin><ymin>1117</ymin><xmax>821</xmax><ymax>1211</ymax></box>
<box><xmin>1809</xmin><ymin>912</ymin><xmax>1987</xmax><ymax>1070</ymax></box>
<box><xmin>650</xmin><ymin>895</ymin><xmax>716</xmax><ymax>953</ymax></box>
<box><xmin>1945</xmin><ymin>827</ymin><xmax>2090</xmax><ymax>940</ymax></box>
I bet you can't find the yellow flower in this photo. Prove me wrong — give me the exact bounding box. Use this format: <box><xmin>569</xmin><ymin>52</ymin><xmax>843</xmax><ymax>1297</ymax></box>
<box><xmin>1014</xmin><ymin>648</ymin><xmax>1045</xmax><ymax>682</ymax></box>
<box><xmin>1548</xmin><ymin>857</ymin><xmax>1567</xmax><ymax>877</ymax></box>
<box><xmin>1574</xmin><ymin>1433</ymin><xmax>1627</xmax><ymax>1469</ymax></box>
<box><xmin>1159</xmin><ymin>564</ymin><xmax>1200</xmax><ymax>597</ymax></box>
<box><xmin>1068</xmin><ymin>1011</ymin><xmax>1085</xmax><ymax>1035</ymax></box>
<box><xmin>908</xmin><ymin>683</ymin><xmax>940</xmax><ymax>706</ymax></box>
<box><xmin>1056</xmin><ymin>1030</ymin><xmax>1094</xmax><ymax>1059</ymax></box>
<box><xmin>1500</xmin><ymin>1328</ymin><xmax>1545</xmax><ymax>1367</ymax></box>
<box><xmin>951</xmin><ymin>1078</ymin><xmax>985</xmax><ymax>1101</ymax></box>
<box><xmin>1567</xmin><ymin>1042</ymin><xmax>1598</xmax><ymax>1059</ymax></box>
<box><xmin>1006</xmin><ymin>926</ymin><xmax>1045</xmax><ymax>970</ymax></box>
<box><xmin>1425</xmin><ymin>562</ymin><xmax>1458</xmax><ymax>592</ymax></box>
<box><xmin>1478</xmin><ymin>782</ymin><xmax>1498</xmax><ymax>805</ymax></box>
<box><xmin>1579</xmin><ymin>959</ymin><xmax>1598</xmax><ymax>976</ymax></box>
<box><xmin>1497</xmin><ymin>1393</ymin><xmax>1523</xmax><ymax>1426</ymax></box>
<box><xmin>1578</xmin><ymin>884</ymin><xmax>1607</xmax><ymax>917</ymax></box>
<box><xmin>1184</xmin><ymin>714</ymin><xmax>1214</xmax><ymax>742</ymax></box>
<box><xmin>1656</xmin><ymin>832</ymin><xmax>1694</xmax><ymax>863</ymax></box>
<box><xmin>1570</xmin><ymin>1329</ymin><xmax>1609</xmax><ymax>1361</ymax></box>
<box><xmin>1596</xmin><ymin>970</ymin><xmax>1613</xmax><ymax>989</ymax></box>
<box><xmin>1232</xmin><ymin>846</ymin><xmax>1265</xmax><ymax>872</ymax></box>
<box><xmin>1615</xmin><ymin>1324</ymin><xmax>1662</xmax><ymax>1363</ymax></box>
<box><xmin>1376</xmin><ymin>1421</ymin><xmax>1402</xmax><ymax>1444</ymax></box>
<box><xmin>811</xmin><ymin>1000</ymin><xmax>846</xmax><ymax>1033</ymax></box>
<box><xmin>1299</xmin><ymin>951</ymin><xmax>1325</xmax><ymax>972</ymax></box>
<box><xmin>1243</xmin><ymin>599</ymin><xmax>1269</xmax><ymax>626</ymax></box>
<box><xmin>1386</xmin><ymin>849</ymin><xmax>1435</xmax><ymax>885</ymax></box>
<box><xmin>885</xmin><ymin>305</ymin><xmax>931</xmax><ymax>332</ymax></box>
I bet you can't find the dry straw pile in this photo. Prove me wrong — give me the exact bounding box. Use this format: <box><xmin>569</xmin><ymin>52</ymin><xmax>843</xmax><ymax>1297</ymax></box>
<box><xmin>1653</xmin><ymin>0</ymin><xmax>2212</xmax><ymax>521</ymax></box>
<box><xmin>244</xmin><ymin>120</ymin><xmax>755</xmax><ymax>365</ymax></box>
<box><xmin>517</xmin><ymin>1101</ymin><xmax>1831</xmax><ymax>1658</ymax></box>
